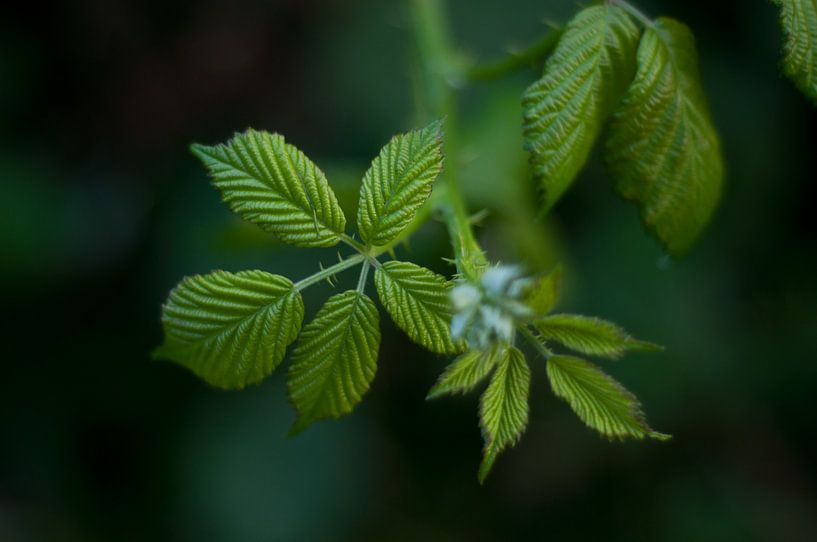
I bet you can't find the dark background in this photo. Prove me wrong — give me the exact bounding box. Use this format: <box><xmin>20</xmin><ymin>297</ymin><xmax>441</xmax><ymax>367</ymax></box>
<box><xmin>2</xmin><ymin>0</ymin><xmax>816</xmax><ymax>540</ymax></box>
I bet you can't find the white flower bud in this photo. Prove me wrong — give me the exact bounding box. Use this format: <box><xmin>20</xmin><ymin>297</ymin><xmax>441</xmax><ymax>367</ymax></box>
<box><xmin>450</xmin><ymin>283</ymin><xmax>481</xmax><ymax>312</ymax></box>
<box><xmin>481</xmin><ymin>265</ymin><xmax>523</xmax><ymax>296</ymax></box>
<box><xmin>449</xmin><ymin>264</ymin><xmax>535</xmax><ymax>350</ymax></box>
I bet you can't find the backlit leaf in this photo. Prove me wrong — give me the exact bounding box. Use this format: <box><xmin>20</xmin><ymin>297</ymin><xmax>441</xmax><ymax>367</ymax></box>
<box><xmin>427</xmin><ymin>348</ymin><xmax>498</xmax><ymax>400</ymax></box>
<box><xmin>287</xmin><ymin>291</ymin><xmax>380</xmax><ymax>433</ymax></box>
<box><xmin>604</xmin><ymin>18</ymin><xmax>724</xmax><ymax>255</ymax></box>
<box><xmin>356</xmin><ymin>120</ymin><xmax>444</xmax><ymax>246</ymax></box>
<box><xmin>535</xmin><ymin>314</ymin><xmax>660</xmax><ymax>359</ymax></box>
<box><xmin>192</xmin><ymin>129</ymin><xmax>346</xmax><ymax>247</ymax></box>
<box><xmin>155</xmin><ymin>271</ymin><xmax>303</xmax><ymax>389</ymax></box>
<box><xmin>523</xmin><ymin>5</ymin><xmax>639</xmax><ymax>210</ymax></box>
<box><xmin>547</xmin><ymin>355</ymin><xmax>670</xmax><ymax>441</ymax></box>
<box><xmin>478</xmin><ymin>346</ymin><xmax>530</xmax><ymax>483</ymax></box>
<box><xmin>374</xmin><ymin>260</ymin><xmax>463</xmax><ymax>355</ymax></box>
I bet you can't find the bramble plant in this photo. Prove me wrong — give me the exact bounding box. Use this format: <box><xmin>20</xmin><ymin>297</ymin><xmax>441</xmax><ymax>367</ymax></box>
<box><xmin>155</xmin><ymin>0</ymin><xmax>817</xmax><ymax>483</ymax></box>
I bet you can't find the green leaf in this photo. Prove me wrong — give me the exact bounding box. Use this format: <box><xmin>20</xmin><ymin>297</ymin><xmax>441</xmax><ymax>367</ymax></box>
<box><xmin>374</xmin><ymin>260</ymin><xmax>463</xmax><ymax>355</ymax></box>
<box><xmin>525</xmin><ymin>265</ymin><xmax>563</xmax><ymax>316</ymax></box>
<box><xmin>154</xmin><ymin>271</ymin><xmax>303</xmax><ymax>389</ymax></box>
<box><xmin>478</xmin><ymin>347</ymin><xmax>530</xmax><ymax>483</ymax></box>
<box><xmin>534</xmin><ymin>314</ymin><xmax>660</xmax><ymax>359</ymax></box>
<box><xmin>774</xmin><ymin>0</ymin><xmax>817</xmax><ymax>101</ymax></box>
<box><xmin>546</xmin><ymin>355</ymin><xmax>670</xmax><ymax>441</ymax></box>
<box><xmin>287</xmin><ymin>291</ymin><xmax>380</xmax><ymax>433</ymax></box>
<box><xmin>191</xmin><ymin>129</ymin><xmax>346</xmax><ymax>248</ymax></box>
<box><xmin>522</xmin><ymin>5</ymin><xmax>640</xmax><ymax>211</ymax></box>
<box><xmin>356</xmin><ymin>120</ymin><xmax>444</xmax><ymax>246</ymax></box>
<box><xmin>426</xmin><ymin>348</ymin><xmax>498</xmax><ymax>400</ymax></box>
<box><xmin>604</xmin><ymin>18</ymin><xmax>724</xmax><ymax>256</ymax></box>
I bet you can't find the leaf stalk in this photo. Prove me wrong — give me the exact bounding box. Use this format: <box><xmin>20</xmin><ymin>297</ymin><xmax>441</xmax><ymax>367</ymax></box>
<box><xmin>467</xmin><ymin>28</ymin><xmax>564</xmax><ymax>82</ymax></box>
<box><xmin>518</xmin><ymin>325</ymin><xmax>554</xmax><ymax>360</ymax></box>
<box><xmin>356</xmin><ymin>260</ymin><xmax>372</xmax><ymax>293</ymax></box>
<box><xmin>410</xmin><ymin>0</ymin><xmax>488</xmax><ymax>281</ymax></box>
<box><xmin>294</xmin><ymin>253</ymin><xmax>366</xmax><ymax>292</ymax></box>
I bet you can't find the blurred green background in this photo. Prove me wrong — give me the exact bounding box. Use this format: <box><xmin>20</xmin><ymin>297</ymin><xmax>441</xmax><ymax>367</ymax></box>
<box><xmin>2</xmin><ymin>0</ymin><xmax>816</xmax><ymax>540</ymax></box>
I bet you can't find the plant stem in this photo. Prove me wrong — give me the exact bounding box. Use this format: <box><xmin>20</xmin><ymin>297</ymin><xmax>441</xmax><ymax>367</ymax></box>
<box><xmin>467</xmin><ymin>28</ymin><xmax>563</xmax><ymax>82</ymax></box>
<box><xmin>356</xmin><ymin>260</ymin><xmax>371</xmax><ymax>293</ymax></box>
<box><xmin>339</xmin><ymin>233</ymin><xmax>369</xmax><ymax>255</ymax></box>
<box><xmin>518</xmin><ymin>325</ymin><xmax>554</xmax><ymax>360</ymax></box>
<box><xmin>294</xmin><ymin>253</ymin><xmax>366</xmax><ymax>292</ymax></box>
<box><xmin>410</xmin><ymin>0</ymin><xmax>488</xmax><ymax>281</ymax></box>
<box><xmin>610</xmin><ymin>0</ymin><xmax>654</xmax><ymax>28</ymax></box>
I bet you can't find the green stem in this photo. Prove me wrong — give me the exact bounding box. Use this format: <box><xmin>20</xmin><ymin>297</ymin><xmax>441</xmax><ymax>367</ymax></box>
<box><xmin>410</xmin><ymin>0</ymin><xmax>487</xmax><ymax>281</ymax></box>
<box><xmin>339</xmin><ymin>233</ymin><xmax>369</xmax><ymax>255</ymax></box>
<box><xmin>611</xmin><ymin>0</ymin><xmax>654</xmax><ymax>28</ymax></box>
<box><xmin>294</xmin><ymin>253</ymin><xmax>366</xmax><ymax>292</ymax></box>
<box><xmin>356</xmin><ymin>260</ymin><xmax>371</xmax><ymax>293</ymax></box>
<box><xmin>518</xmin><ymin>325</ymin><xmax>553</xmax><ymax>360</ymax></box>
<box><xmin>410</xmin><ymin>0</ymin><xmax>457</xmax><ymax>118</ymax></box>
<box><xmin>467</xmin><ymin>28</ymin><xmax>563</xmax><ymax>82</ymax></box>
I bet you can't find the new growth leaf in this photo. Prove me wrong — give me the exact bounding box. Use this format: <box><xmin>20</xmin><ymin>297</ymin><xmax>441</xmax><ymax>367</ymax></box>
<box><xmin>547</xmin><ymin>355</ymin><xmax>669</xmax><ymax>441</ymax></box>
<box><xmin>604</xmin><ymin>18</ymin><xmax>724</xmax><ymax>256</ymax></box>
<box><xmin>523</xmin><ymin>4</ymin><xmax>639</xmax><ymax>210</ymax></box>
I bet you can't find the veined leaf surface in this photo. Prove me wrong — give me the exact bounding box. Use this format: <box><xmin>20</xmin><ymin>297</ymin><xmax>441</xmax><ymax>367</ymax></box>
<box><xmin>192</xmin><ymin>129</ymin><xmax>346</xmax><ymax>247</ymax></box>
<box><xmin>604</xmin><ymin>18</ymin><xmax>724</xmax><ymax>256</ymax></box>
<box><xmin>155</xmin><ymin>270</ymin><xmax>303</xmax><ymax>389</ymax></box>
<box><xmin>427</xmin><ymin>348</ymin><xmax>498</xmax><ymax>400</ymax></box>
<box><xmin>547</xmin><ymin>355</ymin><xmax>669</xmax><ymax>441</ymax></box>
<box><xmin>356</xmin><ymin>120</ymin><xmax>444</xmax><ymax>246</ymax></box>
<box><xmin>478</xmin><ymin>347</ymin><xmax>530</xmax><ymax>483</ymax></box>
<box><xmin>535</xmin><ymin>314</ymin><xmax>660</xmax><ymax>359</ymax></box>
<box><xmin>775</xmin><ymin>0</ymin><xmax>817</xmax><ymax>101</ymax></box>
<box><xmin>374</xmin><ymin>260</ymin><xmax>463</xmax><ymax>355</ymax></box>
<box><xmin>288</xmin><ymin>291</ymin><xmax>380</xmax><ymax>433</ymax></box>
<box><xmin>523</xmin><ymin>5</ymin><xmax>639</xmax><ymax>210</ymax></box>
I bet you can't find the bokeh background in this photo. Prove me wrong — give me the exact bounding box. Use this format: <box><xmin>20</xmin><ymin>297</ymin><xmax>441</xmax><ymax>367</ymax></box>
<box><xmin>2</xmin><ymin>0</ymin><xmax>816</xmax><ymax>540</ymax></box>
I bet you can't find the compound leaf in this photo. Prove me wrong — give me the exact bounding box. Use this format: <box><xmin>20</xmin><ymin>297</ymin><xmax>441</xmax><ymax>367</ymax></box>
<box><xmin>547</xmin><ymin>355</ymin><xmax>670</xmax><ymax>441</ymax></box>
<box><xmin>374</xmin><ymin>260</ymin><xmax>463</xmax><ymax>355</ymax></box>
<box><xmin>287</xmin><ymin>291</ymin><xmax>380</xmax><ymax>433</ymax></box>
<box><xmin>192</xmin><ymin>129</ymin><xmax>346</xmax><ymax>247</ymax></box>
<box><xmin>356</xmin><ymin>120</ymin><xmax>444</xmax><ymax>246</ymax></box>
<box><xmin>774</xmin><ymin>0</ymin><xmax>817</xmax><ymax>101</ymax></box>
<box><xmin>154</xmin><ymin>271</ymin><xmax>303</xmax><ymax>389</ymax></box>
<box><xmin>535</xmin><ymin>314</ymin><xmax>660</xmax><ymax>359</ymax></box>
<box><xmin>604</xmin><ymin>18</ymin><xmax>724</xmax><ymax>256</ymax></box>
<box><xmin>523</xmin><ymin>4</ymin><xmax>640</xmax><ymax>211</ymax></box>
<box><xmin>478</xmin><ymin>347</ymin><xmax>530</xmax><ymax>483</ymax></box>
<box><xmin>427</xmin><ymin>348</ymin><xmax>498</xmax><ymax>400</ymax></box>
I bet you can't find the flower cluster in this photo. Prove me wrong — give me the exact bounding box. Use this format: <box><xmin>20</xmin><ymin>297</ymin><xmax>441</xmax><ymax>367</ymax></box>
<box><xmin>450</xmin><ymin>265</ymin><xmax>533</xmax><ymax>350</ymax></box>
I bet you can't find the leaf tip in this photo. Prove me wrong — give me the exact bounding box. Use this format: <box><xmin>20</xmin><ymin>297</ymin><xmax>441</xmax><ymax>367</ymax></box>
<box><xmin>631</xmin><ymin>340</ymin><xmax>664</xmax><ymax>353</ymax></box>
<box><xmin>288</xmin><ymin>416</ymin><xmax>312</xmax><ymax>436</ymax></box>
<box><xmin>425</xmin><ymin>386</ymin><xmax>445</xmax><ymax>401</ymax></box>
<box><xmin>477</xmin><ymin>453</ymin><xmax>495</xmax><ymax>485</ymax></box>
<box><xmin>189</xmin><ymin>142</ymin><xmax>209</xmax><ymax>159</ymax></box>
